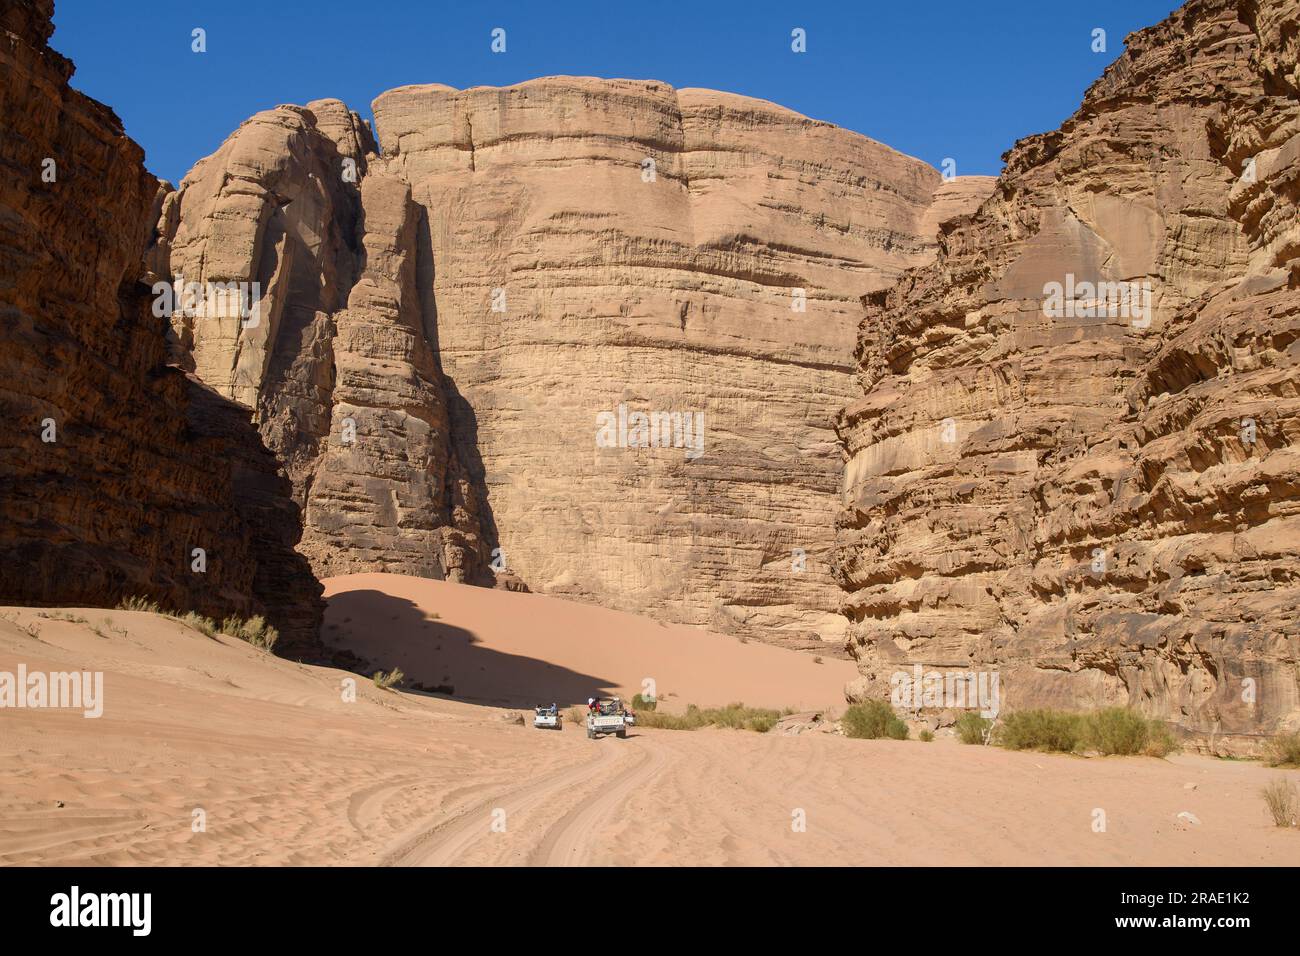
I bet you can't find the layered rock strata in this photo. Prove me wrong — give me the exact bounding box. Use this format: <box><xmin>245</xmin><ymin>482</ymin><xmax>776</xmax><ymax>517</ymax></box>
<box><xmin>164</xmin><ymin>76</ymin><xmax>990</xmax><ymax>644</ymax></box>
<box><xmin>834</xmin><ymin>0</ymin><xmax>1300</xmax><ymax>745</ymax></box>
<box><xmin>152</xmin><ymin>101</ymin><xmax>491</xmax><ymax>584</ymax></box>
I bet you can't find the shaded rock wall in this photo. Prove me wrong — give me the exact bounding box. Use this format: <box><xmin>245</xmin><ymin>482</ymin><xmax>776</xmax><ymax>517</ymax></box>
<box><xmin>0</xmin><ymin>0</ymin><xmax>323</xmax><ymax>654</ymax></box>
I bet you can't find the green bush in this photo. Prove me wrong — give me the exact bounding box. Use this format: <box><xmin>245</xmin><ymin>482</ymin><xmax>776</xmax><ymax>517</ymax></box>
<box><xmin>841</xmin><ymin>700</ymin><xmax>908</xmax><ymax>740</ymax></box>
<box><xmin>955</xmin><ymin>712</ymin><xmax>992</xmax><ymax>745</ymax></box>
<box><xmin>1086</xmin><ymin>708</ymin><xmax>1152</xmax><ymax>756</ymax></box>
<box><xmin>631</xmin><ymin>693</ymin><xmax>658</xmax><ymax>712</ymax></box>
<box><xmin>749</xmin><ymin>714</ymin><xmax>778</xmax><ymax>734</ymax></box>
<box><xmin>996</xmin><ymin>709</ymin><xmax>1085</xmax><ymax>752</ymax></box>
<box><xmin>635</xmin><ymin>701</ymin><xmax>780</xmax><ymax>733</ymax></box>
<box><xmin>1079</xmin><ymin>708</ymin><xmax>1177</xmax><ymax>756</ymax></box>
<box><xmin>919</xmin><ymin>730</ymin><xmax>934</xmax><ymax>742</ymax></box>
<box><xmin>995</xmin><ymin>708</ymin><xmax>1177</xmax><ymax>756</ymax></box>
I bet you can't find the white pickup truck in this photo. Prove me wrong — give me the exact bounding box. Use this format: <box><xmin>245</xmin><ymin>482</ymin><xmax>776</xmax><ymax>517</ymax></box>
<box><xmin>533</xmin><ymin>704</ymin><xmax>561</xmax><ymax>730</ymax></box>
<box><xmin>586</xmin><ymin>697</ymin><xmax>628</xmax><ymax>739</ymax></box>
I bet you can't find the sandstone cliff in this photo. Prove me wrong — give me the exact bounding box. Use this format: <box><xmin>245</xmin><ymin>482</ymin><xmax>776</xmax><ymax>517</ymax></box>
<box><xmin>152</xmin><ymin>102</ymin><xmax>492</xmax><ymax>585</ymax></box>
<box><xmin>0</xmin><ymin>0</ymin><xmax>323</xmax><ymax>654</ymax></box>
<box><xmin>162</xmin><ymin>76</ymin><xmax>990</xmax><ymax>646</ymax></box>
<box><xmin>834</xmin><ymin>0</ymin><xmax>1300</xmax><ymax>746</ymax></box>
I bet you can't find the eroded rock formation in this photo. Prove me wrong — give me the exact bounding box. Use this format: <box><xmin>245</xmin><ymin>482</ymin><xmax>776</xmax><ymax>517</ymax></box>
<box><xmin>834</xmin><ymin>0</ymin><xmax>1300</xmax><ymax>745</ymax></box>
<box><xmin>152</xmin><ymin>101</ymin><xmax>492</xmax><ymax>585</ymax></box>
<box><xmin>163</xmin><ymin>76</ymin><xmax>990</xmax><ymax>645</ymax></box>
<box><xmin>0</xmin><ymin>0</ymin><xmax>323</xmax><ymax>654</ymax></box>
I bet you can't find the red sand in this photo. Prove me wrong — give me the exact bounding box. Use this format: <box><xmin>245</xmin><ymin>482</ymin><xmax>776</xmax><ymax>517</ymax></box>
<box><xmin>1</xmin><ymin>584</ymin><xmax>1296</xmax><ymax>866</ymax></box>
<box><xmin>321</xmin><ymin>573</ymin><xmax>858</xmax><ymax>711</ymax></box>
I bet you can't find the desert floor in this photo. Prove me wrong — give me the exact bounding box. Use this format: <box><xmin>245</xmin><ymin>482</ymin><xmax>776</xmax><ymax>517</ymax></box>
<box><xmin>0</xmin><ymin>574</ymin><xmax>1295</xmax><ymax>866</ymax></box>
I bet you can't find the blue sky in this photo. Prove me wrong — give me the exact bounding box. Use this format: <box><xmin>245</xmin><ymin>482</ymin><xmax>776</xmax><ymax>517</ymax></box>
<box><xmin>53</xmin><ymin>0</ymin><xmax>1180</xmax><ymax>186</ymax></box>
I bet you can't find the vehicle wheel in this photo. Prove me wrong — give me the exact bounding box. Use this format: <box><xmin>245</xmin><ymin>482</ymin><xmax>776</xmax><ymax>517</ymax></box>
<box><xmin>617</xmin><ymin>728</ymin><xmax>627</xmax><ymax>739</ymax></box>
<box><xmin>587</xmin><ymin>729</ymin><xmax>595</xmax><ymax>739</ymax></box>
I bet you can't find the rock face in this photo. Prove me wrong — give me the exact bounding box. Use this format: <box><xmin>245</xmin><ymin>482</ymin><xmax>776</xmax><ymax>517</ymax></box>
<box><xmin>152</xmin><ymin>102</ymin><xmax>492</xmax><ymax>584</ymax></box>
<box><xmin>834</xmin><ymin>0</ymin><xmax>1300</xmax><ymax>746</ymax></box>
<box><xmin>377</xmin><ymin>79</ymin><xmax>984</xmax><ymax>647</ymax></box>
<box><xmin>304</xmin><ymin>169</ymin><xmax>487</xmax><ymax>581</ymax></box>
<box><xmin>0</xmin><ymin>0</ymin><xmax>323</xmax><ymax>654</ymax></box>
<box><xmin>163</xmin><ymin>75</ymin><xmax>989</xmax><ymax>646</ymax></box>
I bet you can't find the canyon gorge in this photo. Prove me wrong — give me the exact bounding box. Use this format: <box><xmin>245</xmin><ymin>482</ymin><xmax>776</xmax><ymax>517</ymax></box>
<box><xmin>1</xmin><ymin>0</ymin><xmax>1296</xmax><ymax>745</ymax></box>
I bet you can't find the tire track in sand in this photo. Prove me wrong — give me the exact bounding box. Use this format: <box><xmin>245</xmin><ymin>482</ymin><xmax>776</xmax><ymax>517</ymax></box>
<box><xmin>528</xmin><ymin>734</ymin><xmax>670</xmax><ymax>866</ymax></box>
<box><xmin>386</xmin><ymin>739</ymin><xmax>624</xmax><ymax>866</ymax></box>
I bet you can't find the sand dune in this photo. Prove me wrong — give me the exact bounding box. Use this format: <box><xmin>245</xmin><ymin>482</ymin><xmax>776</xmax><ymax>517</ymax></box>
<box><xmin>321</xmin><ymin>573</ymin><xmax>858</xmax><ymax>711</ymax></box>
<box><xmin>0</xmin><ymin>584</ymin><xmax>1296</xmax><ymax>866</ymax></box>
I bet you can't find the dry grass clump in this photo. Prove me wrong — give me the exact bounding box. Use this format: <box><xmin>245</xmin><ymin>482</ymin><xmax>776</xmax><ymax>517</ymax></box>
<box><xmin>114</xmin><ymin>599</ymin><xmax>278</xmax><ymax>651</ymax></box>
<box><xmin>220</xmin><ymin>614</ymin><xmax>278</xmax><ymax>651</ymax></box>
<box><xmin>1261</xmin><ymin>779</ymin><xmax>1298</xmax><ymax>828</ymax></box>
<box><xmin>1264</xmin><ymin>732</ymin><xmax>1300</xmax><ymax>768</ymax></box>
<box><xmin>116</xmin><ymin>596</ymin><xmax>162</xmax><ymax>613</ymax></box>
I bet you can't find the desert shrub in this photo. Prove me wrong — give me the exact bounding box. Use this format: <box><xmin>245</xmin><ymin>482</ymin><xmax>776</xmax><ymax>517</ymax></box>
<box><xmin>996</xmin><ymin>710</ymin><xmax>1085</xmax><ymax>752</ymax></box>
<box><xmin>104</xmin><ymin>603</ymin><xmax>277</xmax><ymax>651</ymax></box>
<box><xmin>631</xmin><ymin>693</ymin><xmax>657</xmax><ymax>712</ymax></box>
<box><xmin>1265</xmin><ymin>732</ymin><xmax>1300</xmax><ymax>768</ymax></box>
<box><xmin>841</xmin><ymin>700</ymin><xmax>908</xmax><ymax>740</ymax></box>
<box><xmin>919</xmin><ymin>730</ymin><xmax>935</xmax><ymax>742</ymax></box>
<box><xmin>373</xmin><ymin>668</ymin><xmax>404</xmax><ymax>690</ymax></box>
<box><xmin>635</xmin><ymin>701</ymin><xmax>780</xmax><ymax>733</ymax></box>
<box><xmin>43</xmin><ymin>611</ymin><xmax>88</xmax><ymax>624</ymax></box>
<box><xmin>177</xmin><ymin>612</ymin><xmax>217</xmax><ymax>638</ymax></box>
<box><xmin>634</xmin><ymin>710</ymin><xmax>699</xmax><ymax>730</ymax></box>
<box><xmin>1084</xmin><ymin>708</ymin><xmax>1146</xmax><ymax>755</ymax></box>
<box><xmin>219</xmin><ymin>614</ymin><xmax>278</xmax><ymax>651</ymax></box>
<box><xmin>994</xmin><ymin>708</ymin><xmax>1177</xmax><ymax>756</ymax></box>
<box><xmin>1084</xmin><ymin>708</ymin><xmax>1177</xmax><ymax>756</ymax></box>
<box><xmin>1138</xmin><ymin>719</ymin><xmax>1179</xmax><ymax>758</ymax></box>
<box><xmin>955</xmin><ymin>712</ymin><xmax>992</xmax><ymax>745</ymax></box>
<box><xmin>239</xmin><ymin>615</ymin><xmax>278</xmax><ymax>651</ymax></box>
<box><xmin>1261</xmin><ymin>779</ymin><xmax>1298</xmax><ymax>828</ymax></box>
<box><xmin>749</xmin><ymin>714</ymin><xmax>777</xmax><ymax>734</ymax></box>
<box><xmin>116</xmin><ymin>596</ymin><xmax>162</xmax><ymax>613</ymax></box>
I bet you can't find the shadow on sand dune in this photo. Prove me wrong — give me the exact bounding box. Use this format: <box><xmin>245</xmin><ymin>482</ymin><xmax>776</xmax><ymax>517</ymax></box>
<box><xmin>323</xmin><ymin>589</ymin><xmax>619</xmax><ymax>710</ymax></box>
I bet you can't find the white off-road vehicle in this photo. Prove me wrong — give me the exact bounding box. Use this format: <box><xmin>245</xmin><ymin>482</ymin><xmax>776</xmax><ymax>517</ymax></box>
<box><xmin>586</xmin><ymin>697</ymin><xmax>628</xmax><ymax>739</ymax></box>
<box><xmin>533</xmin><ymin>703</ymin><xmax>561</xmax><ymax>730</ymax></box>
